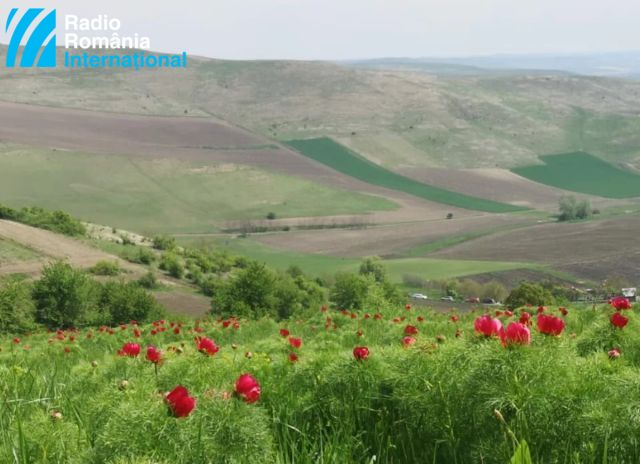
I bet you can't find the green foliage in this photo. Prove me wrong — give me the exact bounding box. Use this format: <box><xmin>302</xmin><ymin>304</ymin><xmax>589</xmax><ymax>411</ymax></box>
<box><xmin>286</xmin><ymin>137</ymin><xmax>526</xmax><ymax>213</ymax></box>
<box><xmin>152</xmin><ymin>235</ymin><xmax>177</xmax><ymax>251</ymax></box>
<box><xmin>330</xmin><ymin>271</ymin><xmax>402</xmax><ymax>310</ymax></box>
<box><xmin>359</xmin><ymin>256</ymin><xmax>387</xmax><ymax>283</ymax></box>
<box><xmin>99</xmin><ymin>281</ymin><xmax>165</xmax><ymax>325</ymax></box>
<box><xmin>513</xmin><ymin>152</ymin><xmax>640</xmax><ymax>199</ymax></box>
<box><xmin>129</xmin><ymin>247</ymin><xmax>156</xmax><ymax>265</ymax></box>
<box><xmin>558</xmin><ymin>195</ymin><xmax>592</xmax><ymax>221</ymax></box>
<box><xmin>0</xmin><ymin>203</ymin><xmax>86</xmax><ymax>236</ymax></box>
<box><xmin>505</xmin><ymin>282</ymin><xmax>556</xmax><ymax>308</ymax></box>
<box><xmin>136</xmin><ymin>271</ymin><xmax>158</xmax><ymax>290</ymax></box>
<box><xmin>0</xmin><ymin>278</ymin><xmax>36</xmax><ymax>333</ymax></box>
<box><xmin>89</xmin><ymin>260</ymin><xmax>122</xmax><ymax>276</ymax></box>
<box><xmin>32</xmin><ymin>262</ymin><xmax>97</xmax><ymax>328</ymax></box>
<box><xmin>159</xmin><ymin>253</ymin><xmax>184</xmax><ymax>279</ymax></box>
<box><xmin>210</xmin><ymin>262</ymin><xmax>323</xmax><ymax>320</ymax></box>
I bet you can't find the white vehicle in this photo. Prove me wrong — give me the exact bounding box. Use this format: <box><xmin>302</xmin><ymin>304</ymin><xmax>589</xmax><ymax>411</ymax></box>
<box><xmin>410</xmin><ymin>293</ymin><xmax>429</xmax><ymax>300</ymax></box>
<box><xmin>440</xmin><ymin>296</ymin><xmax>455</xmax><ymax>302</ymax></box>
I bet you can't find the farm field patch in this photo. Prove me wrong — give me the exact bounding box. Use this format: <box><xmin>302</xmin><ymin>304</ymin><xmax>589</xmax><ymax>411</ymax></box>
<box><xmin>0</xmin><ymin>146</ymin><xmax>396</xmax><ymax>234</ymax></box>
<box><xmin>512</xmin><ymin>152</ymin><xmax>640</xmax><ymax>198</ymax></box>
<box><xmin>285</xmin><ymin>138</ymin><xmax>528</xmax><ymax>213</ymax></box>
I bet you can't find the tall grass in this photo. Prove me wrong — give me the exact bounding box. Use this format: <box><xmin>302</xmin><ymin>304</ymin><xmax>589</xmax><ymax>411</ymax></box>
<box><xmin>0</xmin><ymin>303</ymin><xmax>638</xmax><ymax>463</ymax></box>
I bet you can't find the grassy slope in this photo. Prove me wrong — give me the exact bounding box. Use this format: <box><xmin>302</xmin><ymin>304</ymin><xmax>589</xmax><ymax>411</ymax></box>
<box><xmin>286</xmin><ymin>138</ymin><xmax>526</xmax><ymax>213</ymax></box>
<box><xmin>512</xmin><ymin>152</ymin><xmax>640</xmax><ymax>198</ymax></box>
<box><xmin>178</xmin><ymin>236</ymin><xmax>536</xmax><ymax>282</ymax></box>
<box><xmin>0</xmin><ymin>145</ymin><xmax>396</xmax><ymax>234</ymax></box>
<box><xmin>0</xmin><ymin>238</ymin><xmax>40</xmax><ymax>264</ymax></box>
<box><xmin>3</xmin><ymin>50</ymin><xmax>640</xmax><ymax>169</ymax></box>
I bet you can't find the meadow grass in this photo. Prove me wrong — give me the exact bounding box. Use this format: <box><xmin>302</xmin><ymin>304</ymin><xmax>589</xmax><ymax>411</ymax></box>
<box><xmin>285</xmin><ymin>138</ymin><xmax>528</xmax><ymax>213</ymax></box>
<box><xmin>0</xmin><ymin>145</ymin><xmax>396</xmax><ymax>234</ymax></box>
<box><xmin>0</xmin><ymin>239</ymin><xmax>40</xmax><ymax>264</ymax></box>
<box><xmin>178</xmin><ymin>236</ymin><xmax>538</xmax><ymax>282</ymax></box>
<box><xmin>1</xmin><ymin>303</ymin><xmax>639</xmax><ymax>463</ymax></box>
<box><xmin>512</xmin><ymin>152</ymin><xmax>640</xmax><ymax>198</ymax></box>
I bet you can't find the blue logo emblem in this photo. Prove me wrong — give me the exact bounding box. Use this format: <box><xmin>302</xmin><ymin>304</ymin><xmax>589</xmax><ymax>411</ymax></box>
<box><xmin>5</xmin><ymin>8</ymin><xmax>56</xmax><ymax>67</ymax></box>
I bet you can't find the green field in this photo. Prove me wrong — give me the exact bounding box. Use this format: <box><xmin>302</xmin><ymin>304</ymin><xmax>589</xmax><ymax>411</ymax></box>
<box><xmin>512</xmin><ymin>152</ymin><xmax>640</xmax><ymax>198</ymax></box>
<box><xmin>0</xmin><ymin>238</ymin><xmax>39</xmax><ymax>264</ymax></box>
<box><xmin>179</xmin><ymin>236</ymin><xmax>536</xmax><ymax>282</ymax></box>
<box><xmin>0</xmin><ymin>145</ymin><xmax>396</xmax><ymax>234</ymax></box>
<box><xmin>286</xmin><ymin>138</ymin><xmax>527</xmax><ymax>213</ymax></box>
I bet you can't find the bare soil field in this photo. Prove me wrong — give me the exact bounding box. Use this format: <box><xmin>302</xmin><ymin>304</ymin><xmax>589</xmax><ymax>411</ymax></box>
<box><xmin>397</xmin><ymin>167</ymin><xmax>628</xmax><ymax>211</ymax></box>
<box><xmin>255</xmin><ymin>213</ymin><xmax>536</xmax><ymax>257</ymax></box>
<box><xmin>430</xmin><ymin>216</ymin><xmax>640</xmax><ymax>281</ymax></box>
<box><xmin>153</xmin><ymin>291</ymin><xmax>212</xmax><ymax>317</ymax></box>
<box><xmin>0</xmin><ymin>101</ymin><xmax>476</xmax><ymax>225</ymax></box>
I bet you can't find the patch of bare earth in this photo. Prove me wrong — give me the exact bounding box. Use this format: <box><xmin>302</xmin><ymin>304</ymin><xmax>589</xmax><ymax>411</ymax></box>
<box><xmin>430</xmin><ymin>216</ymin><xmax>640</xmax><ymax>282</ymax></box>
<box><xmin>255</xmin><ymin>214</ymin><xmax>535</xmax><ymax>257</ymax></box>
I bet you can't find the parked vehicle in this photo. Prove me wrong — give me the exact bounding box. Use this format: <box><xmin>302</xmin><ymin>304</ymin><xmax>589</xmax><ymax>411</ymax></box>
<box><xmin>465</xmin><ymin>297</ymin><xmax>480</xmax><ymax>303</ymax></box>
<box><xmin>440</xmin><ymin>296</ymin><xmax>455</xmax><ymax>302</ymax></box>
<box><xmin>482</xmin><ymin>298</ymin><xmax>503</xmax><ymax>306</ymax></box>
<box><xmin>410</xmin><ymin>293</ymin><xmax>428</xmax><ymax>300</ymax></box>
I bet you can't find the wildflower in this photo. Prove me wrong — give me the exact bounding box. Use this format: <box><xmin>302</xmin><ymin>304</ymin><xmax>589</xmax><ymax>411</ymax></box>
<box><xmin>402</xmin><ymin>336</ymin><xmax>416</xmax><ymax>347</ymax></box>
<box><xmin>288</xmin><ymin>352</ymin><xmax>299</xmax><ymax>363</ymax></box>
<box><xmin>118</xmin><ymin>342</ymin><xmax>141</xmax><ymax>357</ymax></box>
<box><xmin>353</xmin><ymin>346</ymin><xmax>370</xmax><ymax>360</ymax></box>
<box><xmin>474</xmin><ymin>315</ymin><xmax>503</xmax><ymax>337</ymax></box>
<box><xmin>608</xmin><ymin>348</ymin><xmax>621</xmax><ymax>359</ymax></box>
<box><xmin>519</xmin><ymin>311</ymin><xmax>532</xmax><ymax>325</ymax></box>
<box><xmin>288</xmin><ymin>337</ymin><xmax>302</xmax><ymax>349</ymax></box>
<box><xmin>450</xmin><ymin>315</ymin><xmax>459</xmax><ymax>323</ymax></box>
<box><xmin>611</xmin><ymin>312</ymin><xmax>629</xmax><ymax>329</ymax></box>
<box><xmin>404</xmin><ymin>325</ymin><xmax>418</xmax><ymax>335</ymax></box>
<box><xmin>235</xmin><ymin>374</ymin><xmax>261</xmax><ymax>403</ymax></box>
<box><xmin>537</xmin><ymin>314</ymin><xmax>565</xmax><ymax>336</ymax></box>
<box><xmin>559</xmin><ymin>307</ymin><xmax>568</xmax><ymax>316</ymax></box>
<box><xmin>166</xmin><ymin>386</ymin><xmax>196</xmax><ymax>417</ymax></box>
<box><xmin>610</xmin><ymin>297</ymin><xmax>632</xmax><ymax>310</ymax></box>
<box><xmin>146</xmin><ymin>346</ymin><xmax>162</xmax><ymax>364</ymax></box>
<box><xmin>196</xmin><ymin>337</ymin><xmax>219</xmax><ymax>356</ymax></box>
<box><xmin>499</xmin><ymin>322</ymin><xmax>531</xmax><ymax>347</ymax></box>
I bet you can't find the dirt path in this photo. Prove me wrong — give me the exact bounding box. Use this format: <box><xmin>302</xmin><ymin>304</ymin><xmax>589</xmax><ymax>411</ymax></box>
<box><xmin>0</xmin><ymin>219</ymin><xmax>140</xmax><ymax>276</ymax></box>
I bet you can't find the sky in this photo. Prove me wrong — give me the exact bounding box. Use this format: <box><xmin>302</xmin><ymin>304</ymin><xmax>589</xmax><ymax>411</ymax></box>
<box><xmin>3</xmin><ymin>0</ymin><xmax>640</xmax><ymax>60</ymax></box>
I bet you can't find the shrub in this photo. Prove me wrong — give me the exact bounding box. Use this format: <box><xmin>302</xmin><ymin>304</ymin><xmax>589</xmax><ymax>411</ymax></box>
<box><xmin>32</xmin><ymin>262</ymin><xmax>98</xmax><ymax>328</ymax></box>
<box><xmin>0</xmin><ymin>204</ymin><xmax>86</xmax><ymax>236</ymax></box>
<box><xmin>160</xmin><ymin>253</ymin><xmax>184</xmax><ymax>279</ymax></box>
<box><xmin>505</xmin><ymin>282</ymin><xmax>556</xmax><ymax>308</ymax></box>
<box><xmin>152</xmin><ymin>235</ymin><xmax>177</xmax><ymax>251</ymax></box>
<box><xmin>0</xmin><ymin>278</ymin><xmax>36</xmax><ymax>333</ymax></box>
<box><xmin>136</xmin><ymin>272</ymin><xmax>158</xmax><ymax>289</ymax></box>
<box><xmin>89</xmin><ymin>260</ymin><xmax>122</xmax><ymax>276</ymax></box>
<box><xmin>266</xmin><ymin>212</ymin><xmax>277</xmax><ymax>220</ymax></box>
<box><xmin>131</xmin><ymin>247</ymin><xmax>156</xmax><ymax>265</ymax></box>
<box><xmin>99</xmin><ymin>281</ymin><xmax>165</xmax><ymax>325</ymax></box>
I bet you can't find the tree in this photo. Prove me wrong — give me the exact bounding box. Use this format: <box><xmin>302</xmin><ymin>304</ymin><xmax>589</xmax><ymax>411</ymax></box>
<box><xmin>505</xmin><ymin>282</ymin><xmax>555</xmax><ymax>309</ymax></box>
<box><xmin>160</xmin><ymin>253</ymin><xmax>184</xmax><ymax>279</ymax></box>
<box><xmin>330</xmin><ymin>273</ymin><xmax>370</xmax><ymax>310</ymax></box>
<box><xmin>558</xmin><ymin>196</ymin><xmax>592</xmax><ymax>221</ymax></box>
<box><xmin>32</xmin><ymin>262</ymin><xmax>97</xmax><ymax>328</ymax></box>
<box><xmin>359</xmin><ymin>257</ymin><xmax>387</xmax><ymax>283</ymax></box>
<box><xmin>211</xmin><ymin>262</ymin><xmax>277</xmax><ymax>319</ymax></box>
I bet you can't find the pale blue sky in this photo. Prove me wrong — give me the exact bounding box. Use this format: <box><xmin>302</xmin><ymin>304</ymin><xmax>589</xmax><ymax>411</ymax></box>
<box><xmin>3</xmin><ymin>0</ymin><xmax>640</xmax><ymax>60</ymax></box>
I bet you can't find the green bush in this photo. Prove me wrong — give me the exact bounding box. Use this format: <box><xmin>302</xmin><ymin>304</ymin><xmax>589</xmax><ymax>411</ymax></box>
<box><xmin>99</xmin><ymin>281</ymin><xmax>165</xmax><ymax>325</ymax></box>
<box><xmin>0</xmin><ymin>278</ymin><xmax>36</xmax><ymax>333</ymax></box>
<box><xmin>136</xmin><ymin>272</ymin><xmax>158</xmax><ymax>290</ymax></box>
<box><xmin>32</xmin><ymin>262</ymin><xmax>98</xmax><ymax>328</ymax></box>
<box><xmin>152</xmin><ymin>235</ymin><xmax>177</xmax><ymax>251</ymax></box>
<box><xmin>89</xmin><ymin>260</ymin><xmax>122</xmax><ymax>276</ymax></box>
<box><xmin>0</xmin><ymin>204</ymin><xmax>86</xmax><ymax>236</ymax></box>
<box><xmin>505</xmin><ymin>282</ymin><xmax>556</xmax><ymax>308</ymax></box>
<box><xmin>160</xmin><ymin>253</ymin><xmax>184</xmax><ymax>279</ymax></box>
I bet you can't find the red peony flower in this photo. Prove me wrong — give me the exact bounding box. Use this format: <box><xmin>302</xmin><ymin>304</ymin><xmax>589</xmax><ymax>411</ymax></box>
<box><xmin>417</xmin><ymin>316</ymin><xmax>425</xmax><ymax>322</ymax></box>
<box><xmin>559</xmin><ymin>307</ymin><xmax>568</xmax><ymax>316</ymax></box>
<box><xmin>450</xmin><ymin>315</ymin><xmax>459</xmax><ymax>323</ymax></box>
<box><xmin>166</xmin><ymin>386</ymin><xmax>196</xmax><ymax>418</ymax></box>
<box><xmin>402</xmin><ymin>336</ymin><xmax>416</xmax><ymax>347</ymax></box>
<box><xmin>611</xmin><ymin>312</ymin><xmax>629</xmax><ymax>329</ymax></box>
<box><xmin>288</xmin><ymin>337</ymin><xmax>302</xmax><ymax>349</ymax></box>
<box><xmin>235</xmin><ymin>374</ymin><xmax>261</xmax><ymax>403</ymax></box>
<box><xmin>474</xmin><ymin>315</ymin><xmax>503</xmax><ymax>337</ymax></box>
<box><xmin>499</xmin><ymin>322</ymin><xmax>531</xmax><ymax>347</ymax></box>
<box><xmin>519</xmin><ymin>311</ymin><xmax>532</xmax><ymax>325</ymax></box>
<box><xmin>404</xmin><ymin>325</ymin><xmax>418</xmax><ymax>335</ymax></box>
<box><xmin>196</xmin><ymin>337</ymin><xmax>219</xmax><ymax>356</ymax></box>
<box><xmin>537</xmin><ymin>306</ymin><xmax>546</xmax><ymax>314</ymax></box>
<box><xmin>608</xmin><ymin>348</ymin><xmax>621</xmax><ymax>359</ymax></box>
<box><xmin>537</xmin><ymin>314</ymin><xmax>565</xmax><ymax>336</ymax></box>
<box><xmin>610</xmin><ymin>297</ymin><xmax>632</xmax><ymax>310</ymax></box>
<box><xmin>146</xmin><ymin>345</ymin><xmax>162</xmax><ymax>364</ymax></box>
<box><xmin>118</xmin><ymin>342</ymin><xmax>141</xmax><ymax>357</ymax></box>
<box><xmin>288</xmin><ymin>352</ymin><xmax>299</xmax><ymax>363</ymax></box>
<box><xmin>279</xmin><ymin>328</ymin><xmax>290</xmax><ymax>337</ymax></box>
<box><xmin>504</xmin><ymin>310</ymin><xmax>513</xmax><ymax>317</ymax></box>
<box><xmin>353</xmin><ymin>346</ymin><xmax>370</xmax><ymax>360</ymax></box>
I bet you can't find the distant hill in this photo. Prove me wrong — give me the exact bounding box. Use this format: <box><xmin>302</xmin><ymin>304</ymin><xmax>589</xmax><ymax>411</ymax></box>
<box><xmin>2</xmin><ymin>45</ymin><xmax>640</xmax><ymax>170</ymax></box>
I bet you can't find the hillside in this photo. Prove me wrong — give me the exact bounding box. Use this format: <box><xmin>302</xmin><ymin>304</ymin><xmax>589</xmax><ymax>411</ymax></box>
<box><xmin>2</xmin><ymin>46</ymin><xmax>640</xmax><ymax>170</ymax></box>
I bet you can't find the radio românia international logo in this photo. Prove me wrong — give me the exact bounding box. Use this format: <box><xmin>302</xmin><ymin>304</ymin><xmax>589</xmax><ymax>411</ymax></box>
<box><xmin>4</xmin><ymin>8</ymin><xmax>187</xmax><ymax>69</ymax></box>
